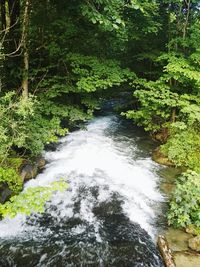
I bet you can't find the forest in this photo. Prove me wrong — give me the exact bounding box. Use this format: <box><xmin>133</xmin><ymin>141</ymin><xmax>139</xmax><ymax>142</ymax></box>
<box><xmin>0</xmin><ymin>0</ymin><xmax>200</xmax><ymax>265</ymax></box>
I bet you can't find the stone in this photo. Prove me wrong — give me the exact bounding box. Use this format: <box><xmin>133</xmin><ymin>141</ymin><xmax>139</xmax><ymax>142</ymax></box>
<box><xmin>165</xmin><ymin>228</ymin><xmax>193</xmax><ymax>252</ymax></box>
<box><xmin>152</xmin><ymin>148</ymin><xmax>174</xmax><ymax>167</ymax></box>
<box><xmin>186</xmin><ymin>225</ymin><xmax>200</xmax><ymax>236</ymax></box>
<box><xmin>160</xmin><ymin>183</ymin><xmax>175</xmax><ymax>195</ymax></box>
<box><xmin>36</xmin><ymin>156</ymin><xmax>46</xmax><ymax>170</ymax></box>
<box><xmin>174</xmin><ymin>251</ymin><xmax>200</xmax><ymax>267</ymax></box>
<box><xmin>0</xmin><ymin>183</ymin><xmax>12</xmax><ymax>204</ymax></box>
<box><xmin>188</xmin><ymin>236</ymin><xmax>200</xmax><ymax>252</ymax></box>
<box><xmin>20</xmin><ymin>164</ymin><xmax>38</xmax><ymax>181</ymax></box>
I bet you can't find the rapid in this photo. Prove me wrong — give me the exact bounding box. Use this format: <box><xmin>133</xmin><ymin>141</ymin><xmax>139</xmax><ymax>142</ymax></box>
<box><xmin>0</xmin><ymin>114</ymin><xmax>166</xmax><ymax>266</ymax></box>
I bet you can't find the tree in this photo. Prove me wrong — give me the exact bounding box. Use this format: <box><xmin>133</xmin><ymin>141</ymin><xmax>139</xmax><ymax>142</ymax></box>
<box><xmin>21</xmin><ymin>0</ymin><xmax>31</xmax><ymax>98</ymax></box>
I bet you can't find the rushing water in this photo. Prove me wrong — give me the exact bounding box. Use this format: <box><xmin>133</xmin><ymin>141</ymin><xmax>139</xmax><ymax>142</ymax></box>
<box><xmin>0</xmin><ymin>114</ymin><xmax>165</xmax><ymax>267</ymax></box>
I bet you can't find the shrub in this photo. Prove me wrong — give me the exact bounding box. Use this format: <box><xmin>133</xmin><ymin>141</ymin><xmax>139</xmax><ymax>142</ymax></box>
<box><xmin>0</xmin><ymin>167</ymin><xmax>23</xmax><ymax>194</ymax></box>
<box><xmin>0</xmin><ymin>180</ymin><xmax>68</xmax><ymax>218</ymax></box>
<box><xmin>168</xmin><ymin>171</ymin><xmax>200</xmax><ymax>230</ymax></box>
<box><xmin>0</xmin><ymin>92</ymin><xmax>68</xmax><ymax>157</ymax></box>
<box><xmin>161</xmin><ymin>128</ymin><xmax>200</xmax><ymax>172</ymax></box>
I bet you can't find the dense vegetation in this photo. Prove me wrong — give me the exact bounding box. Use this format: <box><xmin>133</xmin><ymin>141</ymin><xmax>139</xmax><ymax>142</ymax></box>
<box><xmin>168</xmin><ymin>171</ymin><xmax>200</xmax><ymax>230</ymax></box>
<box><xmin>0</xmin><ymin>1</ymin><xmax>199</xmax><ymax>226</ymax></box>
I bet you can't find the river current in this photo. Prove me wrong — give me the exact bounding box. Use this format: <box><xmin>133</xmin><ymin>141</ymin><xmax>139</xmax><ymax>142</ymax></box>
<box><xmin>0</xmin><ymin>115</ymin><xmax>166</xmax><ymax>266</ymax></box>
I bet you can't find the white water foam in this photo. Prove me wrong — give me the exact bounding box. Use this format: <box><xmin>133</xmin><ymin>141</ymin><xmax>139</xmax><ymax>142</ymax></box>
<box><xmin>0</xmin><ymin>116</ymin><xmax>163</xmax><ymax>239</ymax></box>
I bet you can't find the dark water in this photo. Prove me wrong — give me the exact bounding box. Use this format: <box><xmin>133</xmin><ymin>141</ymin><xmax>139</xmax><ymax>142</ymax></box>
<box><xmin>0</xmin><ymin>115</ymin><xmax>165</xmax><ymax>266</ymax></box>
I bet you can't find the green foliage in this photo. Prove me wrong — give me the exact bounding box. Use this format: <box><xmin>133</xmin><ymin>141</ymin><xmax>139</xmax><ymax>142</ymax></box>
<box><xmin>0</xmin><ymin>157</ymin><xmax>25</xmax><ymax>172</ymax></box>
<box><xmin>158</xmin><ymin>53</ymin><xmax>200</xmax><ymax>89</ymax></box>
<box><xmin>122</xmin><ymin>80</ymin><xmax>179</xmax><ymax>132</ymax></box>
<box><xmin>81</xmin><ymin>0</ymin><xmax>127</xmax><ymax>32</ymax></box>
<box><xmin>0</xmin><ymin>180</ymin><xmax>68</xmax><ymax>218</ymax></box>
<box><xmin>168</xmin><ymin>171</ymin><xmax>200</xmax><ymax>230</ymax></box>
<box><xmin>1</xmin><ymin>0</ymin><xmax>200</xmax><ymax>222</ymax></box>
<box><xmin>66</xmin><ymin>53</ymin><xmax>135</xmax><ymax>92</ymax></box>
<box><xmin>161</xmin><ymin>128</ymin><xmax>200</xmax><ymax>172</ymax></box>
<box><xmin>123</xmin><ymin>77</ymin><xmax>200</xmax><ymax>170</ymax></box>
<box><xmin>0</xmin><ymin>92</ymin><xmax>68</xmax><ymax>157</ymax></box>
<box><xmin>81</xmin><ymin>0</ymin><xmax>160</xmax><ymax>35</ymax></box>
<box><xmin>0</xmin><ymin>167</ymin><xmax>22</xmax><ymax>194</ymax></box>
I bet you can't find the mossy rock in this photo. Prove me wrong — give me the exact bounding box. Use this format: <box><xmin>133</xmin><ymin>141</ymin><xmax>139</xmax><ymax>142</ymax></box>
<box><xmin>20</xmin><ymin>164</ymin><xmax>38</xmax><ymax>181</ymax></box>
<box><xmin>0</xmin><ymin>183</ymin><xmax>13</xmax><ymax>204</ymax></box>
<box><xmin>160</xmin><ymin>182</ymin><xmax>175</xmax><ymax>195</ymax></box>
<box><xmin>0</xmin><ymin>157</ymin><xmax>27</xmax><ymax>173</ymax></box>
<box><xmin>188</xmin><ymin>236</ymin><xmax>200</xmax><ymax>252</ymax></box>
<box><xmin>186</xmin><ymin>225</ymin><xmax>200</xmax><ymax>236</ymax></box>
<box><xmin>174</xmin><ymin>251</ymin><xmax>200</xmax><ymax>267</ymax></box>
<box><xmin>0</xmin><ymin>167</ymin><xmax>23</xmax><ymax>204</ymax></box>
<box><xmin>165</xmin><ymin>228</ymin><xmax>193</xmax><ymax>252</ymax></box>
<box><xmin>35</xmin><ymin>156</ymin><xmax>46</xmax><ymax>170</ymax></box>
<box><xmin>152</xmin><ymin>148</ymin><xmax>174</xmax><ymax>167</ymax></box>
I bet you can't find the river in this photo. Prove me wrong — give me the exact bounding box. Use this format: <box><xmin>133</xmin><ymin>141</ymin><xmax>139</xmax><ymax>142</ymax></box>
<box><xmin>0</xmin><ymin>114</ymin><xmax>167</xmax><ymax>266</ymax></box>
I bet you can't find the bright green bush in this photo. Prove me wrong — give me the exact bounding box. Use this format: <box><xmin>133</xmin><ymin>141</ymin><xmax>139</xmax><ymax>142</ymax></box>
<box><xmin>0</xmin><ymin>92</ymin><xmax>68</xmax><ymax>157</ymax></box>
<box><xmin>168</xmin><ymin>171</ymin><xmax>200</xmax><ymax>229</ymax></box>
<box><xmin>0</xmin><ymin>167</ymin><xmax>23</xmax><ymax>194</ymax></box>
<box><xmin>161</xmin><ymin>128</ymin><xmax>200</xmax><ymax>172</ymax></box>
<box><xmin>123</xmin><ymin>78</ymin><xmax>200</xmax><ymax>171</ymax></box>
<box><xmin>122</xmin><ymin>80</ymin><xmax>178</xmax><ymax>132</ymax></box>
<box><xmin>0</xmin><ymin>180</ymin><xmax>68</xmax><ymax>218</ymax></box>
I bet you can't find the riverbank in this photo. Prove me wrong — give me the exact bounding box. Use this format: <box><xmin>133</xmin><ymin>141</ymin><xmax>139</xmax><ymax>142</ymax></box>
<box><xmin>0</xmin><ymin>156</ymin><xmax>46</xmax><ymax>204</ymax></box>
<box><xmin>0</xmin><ymin>114</ymin><xmax>199</xmax><ymax>266</ymax></box>
<box><xmin>165</xmin><ymin>228</ymin><xmax>200</xmax><ymax>267</ymax></box>
<box><xmin>158</xmin><ymin>163</ymin><xmax>200</xmax><ymax>267</ymax></box>
<box><xmin>0</xmin><ymin>115</ymin><xmax>165</xmax><ymax>266</ymax></box>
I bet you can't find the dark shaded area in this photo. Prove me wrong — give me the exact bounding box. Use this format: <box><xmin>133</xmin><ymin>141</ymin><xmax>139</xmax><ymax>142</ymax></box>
<box><xmin>0</xmin><ymin>191</ymin><xmax>163</xmax><ymax>267</ymax></box>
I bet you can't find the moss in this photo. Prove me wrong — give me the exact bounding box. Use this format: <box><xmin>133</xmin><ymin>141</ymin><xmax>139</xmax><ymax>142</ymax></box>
<box><xmin>0</xmin><ymin>167</ymin><xmax>23</xmax><ymax>195</ymax></box>
<box><xmin>0</xmin><ymin>157</ymin><xmax>27</xmax><ymax>173</ymax></box>
<box><xmin>152</xmin><ymin>147</ymin><xmax>174</xmax><ymax>167</ymax></box>
<box><xmin>186</xmin><ymin>225</ymin><xmax>200</xmax><ymax>236</ymax></box>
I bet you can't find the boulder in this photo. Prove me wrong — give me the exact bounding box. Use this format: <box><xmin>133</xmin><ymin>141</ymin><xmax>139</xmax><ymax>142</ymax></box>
<box><xmin>35</xmin><ymin>156</ymin><xmax>46</xmax><ymax>170</ymax></box>
<box><xmin>20</xmin><ymin>164</ymin><xmax>38</xmax><ymax>182</ymax></box>
<box><xmin>0</xmin><ymin>183</ymin><xmax>12</xmax><ymax>204</ymax></box>
<box><xmin>174</xmin><ymin>251</ymin><xmax>200</xmax><ymax>267</ymax></box>
<box><xmin>165</xmin><ymin>228</ymin><xmax>193</xmax><ymax>252</ymax></box>
<box><xmin>188</xmin><ymin>236</ymin><xmax>200</xmax><ymax>252</ymax></box>
<box><xmin>186</xmin><ymin>225</ymin><xmax>200</xmax><ymax>236</ymax></box>
<box><xmin>0</xmin><ymin>156</ymin><xmax>46</xmax><ymax>205</ymax></box>
<box><xmin>152</xmin><ymin>148</ymin><xmax>174</xmax><ymax>167</ymax></box>
<box><xmin>20</xmin><ymin>156</ymin><xmax>46</xmax><ymax>182</ymax></box>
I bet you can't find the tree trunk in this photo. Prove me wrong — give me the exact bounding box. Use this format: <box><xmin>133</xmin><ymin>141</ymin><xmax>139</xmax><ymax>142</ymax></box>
<box><xmin>21</xmin><ymin>0</ymin><xmax>31</xmax><ymax>98</ymax></box>
<box><xmin>183</xmin><ymin>0</ymin><xmax>191</xmax><ymax>40</ymax></box>
<box><xmin>22</xmin><ymin>49</ymin><xmax>29</xmax><ymax>98</ymax></box>
<box><xmin>171</xmin><ymin>108</ymin><xmax>176</xmax><ymax>123</ymax></box>
<box><xmin>157</xmin><ymin>235</ymin><xmax>176</xmax><ymax>267</ymax></box>
<box><xmin>9</xmin><ymin>0</ymin><xmax>20</xmax><ymax>29</ymax></box>
<box><xmin>0</xmin><ymin>0</ymin><xmax>6</xmax><ymax>30</ymax></box>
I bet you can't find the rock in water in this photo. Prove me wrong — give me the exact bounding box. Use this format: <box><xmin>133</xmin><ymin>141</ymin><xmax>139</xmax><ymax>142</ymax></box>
<box><xmin>20</xmin><ymin>164</ymin><xmax>38</xmax><ymax>181</ymax></box>
<box><xmin>188</xmin><ymin>236</ymin><xmax>200</xmax><ymax>252</ymax></box>
<box><xmin>0</xmin><ymin>183</ymin><xmax>12</xmax><ymax>204</ymax></box>
<box><xmin>152</xmin><ymin>148</ymin><xmax>174</xmax><ymax>167</ymax></box>
<box><xmin>36</xmin><ymin>156</ymin><xmax>46</xmax><ymax>170</ymax></box>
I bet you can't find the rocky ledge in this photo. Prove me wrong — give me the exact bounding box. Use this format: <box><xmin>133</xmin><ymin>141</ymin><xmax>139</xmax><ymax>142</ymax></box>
<box><xmin>0</xmin><ymin>156</ymin><xmax>46</xmax><ymax>204</ymax></box>
<box><xmin>152</xmin><ymin>147</ymin><xmax>174</xmax><ymax>167</ymax></box>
